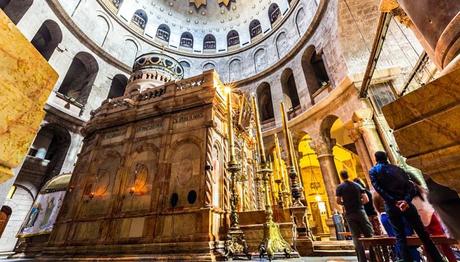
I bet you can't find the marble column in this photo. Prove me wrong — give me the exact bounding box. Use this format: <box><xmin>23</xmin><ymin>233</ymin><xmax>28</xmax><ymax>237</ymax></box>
<box><xmin>352</xmin><ymin>109</ymin><xmax>386</xmax><ymax>166</ymax></box>
<box><xmin>310</xmin><ymin>137</ymin><xmax>340</xmax><ymax>213</ymax></box>
<box><xmin>348</xmin><ymin>128</ymin><xmax>373</xmax><ymax>182</ymax></box>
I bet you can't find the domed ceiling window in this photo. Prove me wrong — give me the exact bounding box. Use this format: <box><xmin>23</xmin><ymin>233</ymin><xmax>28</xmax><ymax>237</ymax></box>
<box><xmin>180</xmin><ymin>32</ymin><xmax>194</xmax><ymax>48</ymax></box>
<box><xmin>203</xmin><ymin>34</ymin><xmax>216</xmax><ymax>50</ymax></box>
<box><xmin>112</xmin><ymin>0</ymin><xmax>123</xmax><ymax>9</ymax></box>
<box><xmin>249</xmin><ymin>20</ymin><xmax>262</xmax><ymax>39</ymax></box>
<box><xmin>227</xmin><ymin>30</ymin><xmax>240</xmax><ymax>48</ymax></box>
<box><xmin>268</xmin><ymin>3</ymin><xmax>281</xmax><ymax>25</ymax></box>
<box><xmin>156</xmin><ymin>24</ymin><xmax>170</xmax><ymax>43</ymax></box>
<box><xmin>132</xmin><ymin>9</ymin><xmax>148</xmax><ymax>30</ymax></box>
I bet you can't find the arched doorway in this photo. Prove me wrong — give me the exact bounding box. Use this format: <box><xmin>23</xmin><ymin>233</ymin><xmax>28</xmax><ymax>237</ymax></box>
<box><xmin>0</xmin><ymin>0</ymin><xmax>33</xmax><ymax>24</ymax></box>
<box><xmin>31</xmin><ymin>20</ymin><xmax>62</xmax><ymax>61</ymax></box>
<box><xmin>281</xmin><ymin>68</ymin><xmax>300</xmax><ymax>113</ymax></box>
<box><xmin>256</xmin><ymin>82</ymin><xmax>274</xmax><ymax>122</ymax></box>
<box><xmin>108</xmin><ymin>74</ymin><xmax>128</xmax><ymax>99</ymax></box>
<box><xmin>57</xmin><ymin>52</ymin><xmax>99</xmax><ymax>106</ymax></box>
<box><xmin>301</xmin><ymin>46</ymin><xmax>331</xmax><ymax>104</ymax></box>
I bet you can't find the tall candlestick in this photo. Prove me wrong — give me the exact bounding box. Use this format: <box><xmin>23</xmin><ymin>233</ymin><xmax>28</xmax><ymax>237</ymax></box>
<box><xmin>252</xmin><ymin>96</ymin><xmax>294</xmax><ymax>260</ymax></box>
<box><xmin>227</xmin><ymin>92</ymin><xmax>235</xmax><ymax>162</ymax></box>
<box><xmin>280</xmin><ymin>102</ymin><xmax>303</xmax><ymax>206</ymax></box>
<box><xmin>251</xmin><ymin>96</ymin><xmax>266</xmax><ymax>163</ymax></box>
<box><xmin>223</xmin><ymin>89</ymin><xmax>251</xmax><ymax>260</ymax></box>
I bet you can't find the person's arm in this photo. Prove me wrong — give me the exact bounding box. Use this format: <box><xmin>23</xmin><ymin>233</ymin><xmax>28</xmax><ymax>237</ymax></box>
<box><xmin>402</xmin><ymin>171</ymin><xmax>417</xmax><ymax>203</ymax></box>
<box><xmin>336</xmin><ymin>196</ymin><xmax>344</xmax><ymax>206</ymax></box>
<box><xmin>370</xmin><ymin>169</ymin><xmax>396</xmax><ymax>205</ymax></box>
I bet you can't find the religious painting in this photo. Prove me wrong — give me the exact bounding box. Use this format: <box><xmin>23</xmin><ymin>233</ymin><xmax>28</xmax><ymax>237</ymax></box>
<box><xmin>18</xmin><ymin>191</ymin><xmax>66</xmax><ymax>237</ymax></box>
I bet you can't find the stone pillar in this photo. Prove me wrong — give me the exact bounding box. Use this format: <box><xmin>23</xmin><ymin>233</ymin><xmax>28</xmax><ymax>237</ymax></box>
<box><xmin>348</xmin><ymin>128</ymin><xmax>373</xmax><ymax>182</ymax></box>
<box><xmin>311</xmin><ymin>138</ymin><xmax>340</xmax><ymax>213</ymax></box>
<box><xmin>352</xmin><ymin>109</ymin><xmax>386</xmax><ymax>166</ymax></box>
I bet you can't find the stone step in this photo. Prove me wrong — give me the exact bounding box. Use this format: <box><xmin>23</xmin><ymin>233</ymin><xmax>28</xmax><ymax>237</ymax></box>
<box><xmin>312</xmin><ymin>240</ymin><xmax>356</xmax><ymax>256</ymax></box>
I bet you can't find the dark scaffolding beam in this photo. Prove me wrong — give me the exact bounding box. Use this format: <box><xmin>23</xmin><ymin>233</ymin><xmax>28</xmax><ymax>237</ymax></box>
<box><xmin>359</xmin><ymin>12</ymin><xmax>393</xmax><ymax>98</ymax></box>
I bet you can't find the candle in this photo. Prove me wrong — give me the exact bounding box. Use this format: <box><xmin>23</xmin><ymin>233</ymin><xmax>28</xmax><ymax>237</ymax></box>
<box><xmin>280</xmin><ymin>102</ymin><xmax>294</xmax><ymax>167</ymax></box>
<box><xmin>251</xmin><ymin>96</ymin><xmax>266</xmax><ymax>163</ymax></box>
<box><xmin>227</xmin><ymin>91</ymin><xmax>235</xmax><ymax>161</ymax></box>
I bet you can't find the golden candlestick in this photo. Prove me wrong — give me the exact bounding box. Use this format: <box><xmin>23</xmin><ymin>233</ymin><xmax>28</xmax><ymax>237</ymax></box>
<box><xmin>280</xmin><ymin>102</ymin><xmax>303</xmax><ymax>206</ymax></box>
<box><xmin>224</xmin><ymin>90</ymin><xmax>251</xmax><ymax>260</ymax></box>
<box><xmin>252</xmin><ymin>96</ymin><xmax>293</xmax><ymax>260</ymax></box>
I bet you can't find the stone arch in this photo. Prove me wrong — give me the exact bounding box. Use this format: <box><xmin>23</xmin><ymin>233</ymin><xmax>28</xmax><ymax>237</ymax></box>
<box><xmin>275</xmin><ymin>31</ymin><xmax>288</xmax><ymax>58</ymax></box>
<box><xmin>268</xmin><ymin>3</ymin><xmax>281</xmax><ymax>25</ymax></box>
<box><xmin>91</xmin><ymin>15</ymin><xmax>110</xmax><ymax>46</ymax></box>
<box><xmin>253</xmin><ymin>48</ymin><xmax>267</xmax><ymax>73</ymax></box>
<box><xmin>202</xmin><ymin>61</ymin><xmax>216</xmax><ymax>72</ymax></box>
<box><xmin>295</xmin><ymin>7</ymin><xmax>307</xmax><ymax>36</ymax></box>
<box><xmin>0</xmin><ymin>0</ymin><xmax>33</xmax><ymax>24</ymax></box>
<box><xmin>203</xmin><ymin>34</ymin><xmax>216</xmax><ymax>50</ymax></box>
<box><xmin>320</xmin><ymin>115</ymin><xmax>339</xmax><ymax>142</ymax></box>
<box><xmin>227</xmin><ymin>30</ymin><xmax>240</xmax><ymax>48</ymax></box>
<box><xmin>108</xmin><ymin>74</ymin><xmax>128</xmax><ymax>98</ymax></box>
<box><xmin>180</xmin><ymin>32</ymin><xmax>194</xmax><ymax>48</ymax></box>
<box><xmin>58</xmin><ymin>52</ymin><xmax>99</xmax><ymax>106</ymax></box>
<box><xmin>156</xmin><ymin>24</ymin><xmax>170</xmax><ymax>43</ymax></box>
<box><xmin>28</xmin><ymin>123</ymin><xmax>71</xmax><ymax>186</ymax></box>
<box><xmin>301</xmin><ymin>45</ymin><xmax>330</xmax><ymax>103</ymax></box>
<box><xmin>179</xmin><ymin>60</ymin><xmax>191</xmax><ymax>77</ymax></box>
<box><xmin>120</xmin><ymin>38</ymin><xmax>139</xmax><ymax>66</ymax></box>
<box><xmin>168</xmin><ymin>137</ymin><xmax>202</xmax><ymax>208</ymax></box>
<box><xmin>132</xmin><ymin>9</ymin><xmax>147</xmax><ymax>30</ymax></box>
<box><xmin>249</xmin><ymin>19</ymin><xmax>262</xmax><ymax>39</ymax></box>
<box><xmin>281</xmin><ymin>68</ymin><xmax>300</xmax><ymax>110</ymax></box>
<box><xmin>30</xmin><ymin>19</ymin><xmax>62</xmax><ymax>61</ymax></box>
<box><xmin>228</xmin><ymin>58</ymin><xmax>242</xmax><ymax>82</ymax></box>
<box><xmin>256</xmin><ymin>82</ymin><xmax>274</xmax><ymax>122</ymax></box>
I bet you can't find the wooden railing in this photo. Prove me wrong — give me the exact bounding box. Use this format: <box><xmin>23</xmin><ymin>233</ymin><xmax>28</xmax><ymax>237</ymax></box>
<box><xmin>359</xmin><ymin>235</ymin><xmax>458</xmax><ymax>262</ymax></box>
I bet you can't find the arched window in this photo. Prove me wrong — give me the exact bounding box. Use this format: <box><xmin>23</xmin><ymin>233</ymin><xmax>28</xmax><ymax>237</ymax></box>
<box><xmin>256</xmin><ymin>82</ymin><xmax>274</xmax><ymax>122</ymax></box>
<box><xmin>132</xmin><ymin>9</ymin><xmax>147</xmax><ymax>29</ymax></box>
<box><xmin>268</xmin><ymin>3</ymin><xmax>281</xmax><ymax>25</ymax></box>
<box><xmin>156</xmin><ymin>24</ymin><xmax>170</xmax><ymax>42</ymax></box>
<box><xmin>57</xmin><ymin>52</ymin><xmax>99</xmax><ymax>106</ymax></box>
<box><xmin>249</xmin><ymin>20</ymin><xmax>262</xmax><ymax>39</ymax></box>
<box><xmin>180</xmin><ymin>32</ymin><xmax>194</xmax><ymax>48</ymax></box>
<box><xmin>112</xmin><ymin>0</ymin><xmax>123</xmax><ymax>9</ymax></box>
<box><xmin>203</xmin><ymin>34</ymin><xmax>216</xmax><ymax>50</ymax></box>
<box><xmin>108</xmin><ymin>74</ymin><xmax>128</xmax><ymax>99</ymax></box>
<box><xmin>30</xmin><ymin>20</ymin><xmax>62</xmax><ymax>61</ymax></box>
<box><xmin>0</xmin><ymin>206</ymin><xmax>12</xmax><ymax>237</ymax></box>
<box><xmin>281</xmin><ymin>68</ymin><xmax>300</xmax><ymax>110</ymax></box>
<box><xmin>180</xmin><ymin>61</ymin><xmax>191</xmax><ymax>77</ymax></box>
<box><xmin>28</xmin><ymin>123</ymin><xmax>71</xmax><ymax>179</ymax></box>
<box><xmin>301</xmin><ymin>46</ymin><xmax>330</xmax><ymax>102</ymax></box>
<box><xmin>0</xmin><ymin>0</ymin><xmax>33</xmax><ymax>24</ymax></box>
<box><xmin>203</xmin><ymin>62</ymin><xmax>215</xmax><ymax>71</ymax></box>
<box><xmin>227</xmin><ymin>30</ymin><xmax>240</xmax><ymax>48</ymax></box>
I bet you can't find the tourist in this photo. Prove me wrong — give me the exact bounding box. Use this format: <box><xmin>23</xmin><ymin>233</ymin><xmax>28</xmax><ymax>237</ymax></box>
<box><xmin>336</xmin><ymin>170</ymin><xmax>373</xmax><ymax>262</ymax></box>
<box><xmin>353</xmin><ymin>178</ymin><xmax>382</xmax><ymax>236</ymax></box>
<box><xmin>411</xmin><ymin>175</ymin><xmax>457</xmax><ymax>262</ymax></box>
<box><xmin>374</xmin><ymin>192</ymin><xmax>422</xmax><ymax>262</ymax></box>
<box><xmin>425</xmin><ymin>177</ymin><xmax>460</xmax><ymax>241</ymax></box>
<box><xmin>369</xmin><ymin>151</ymin><xmax>444</xmax><ymax>262</ymax></box>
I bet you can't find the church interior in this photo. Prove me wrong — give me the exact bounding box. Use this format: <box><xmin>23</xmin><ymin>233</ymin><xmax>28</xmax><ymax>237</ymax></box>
<box><xmin>0</xmin><ymin>0</ymin><xmax>459</xmax><ymax>261</ymax></box>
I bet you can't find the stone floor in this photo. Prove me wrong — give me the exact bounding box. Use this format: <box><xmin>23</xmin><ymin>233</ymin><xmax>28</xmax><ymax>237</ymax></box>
<box><xmin>0</xmin><ymin>257</ymin><xmax>358</xmax><ymax>262</ymax></box>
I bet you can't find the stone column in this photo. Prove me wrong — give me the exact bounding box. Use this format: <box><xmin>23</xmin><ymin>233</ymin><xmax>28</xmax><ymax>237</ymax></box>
<box><xmin>310</xmin><ymin>137</ymin><xmax>340</xmax><ymax>213</ymax></box>
<box><xmin>348</xmin><ymin>128</ymin><xmax>373</xmax><ymax>182</ymax></box>
<box><xmin>352</xmin><ymin>109</ymin><xmax>386</xmax><ymax>166</ymax></box>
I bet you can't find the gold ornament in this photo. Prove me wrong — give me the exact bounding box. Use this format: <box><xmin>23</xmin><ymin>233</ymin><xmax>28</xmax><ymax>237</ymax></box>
<box><xmin>190</xmin><ymin>0</ymin><xmax>206</xmax><ymax>8</ymax></box>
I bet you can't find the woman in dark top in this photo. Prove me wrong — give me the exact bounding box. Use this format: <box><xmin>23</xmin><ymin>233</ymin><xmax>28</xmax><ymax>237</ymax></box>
<box><xmin>353</xmin><ymin>178</ymin><xmax>382</xmax><ymax>235</ymax></box>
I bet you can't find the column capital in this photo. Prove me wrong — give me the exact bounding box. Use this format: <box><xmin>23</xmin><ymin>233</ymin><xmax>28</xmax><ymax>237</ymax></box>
<box><xmin>310</xmin><ymin>137</ymin><xmax>335</xmax><ymax>157</ymax></box>
<box><xmin>379</xmin><ymin>0</ymin><xmax>412</xmax><ymax>27</ymax></box>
